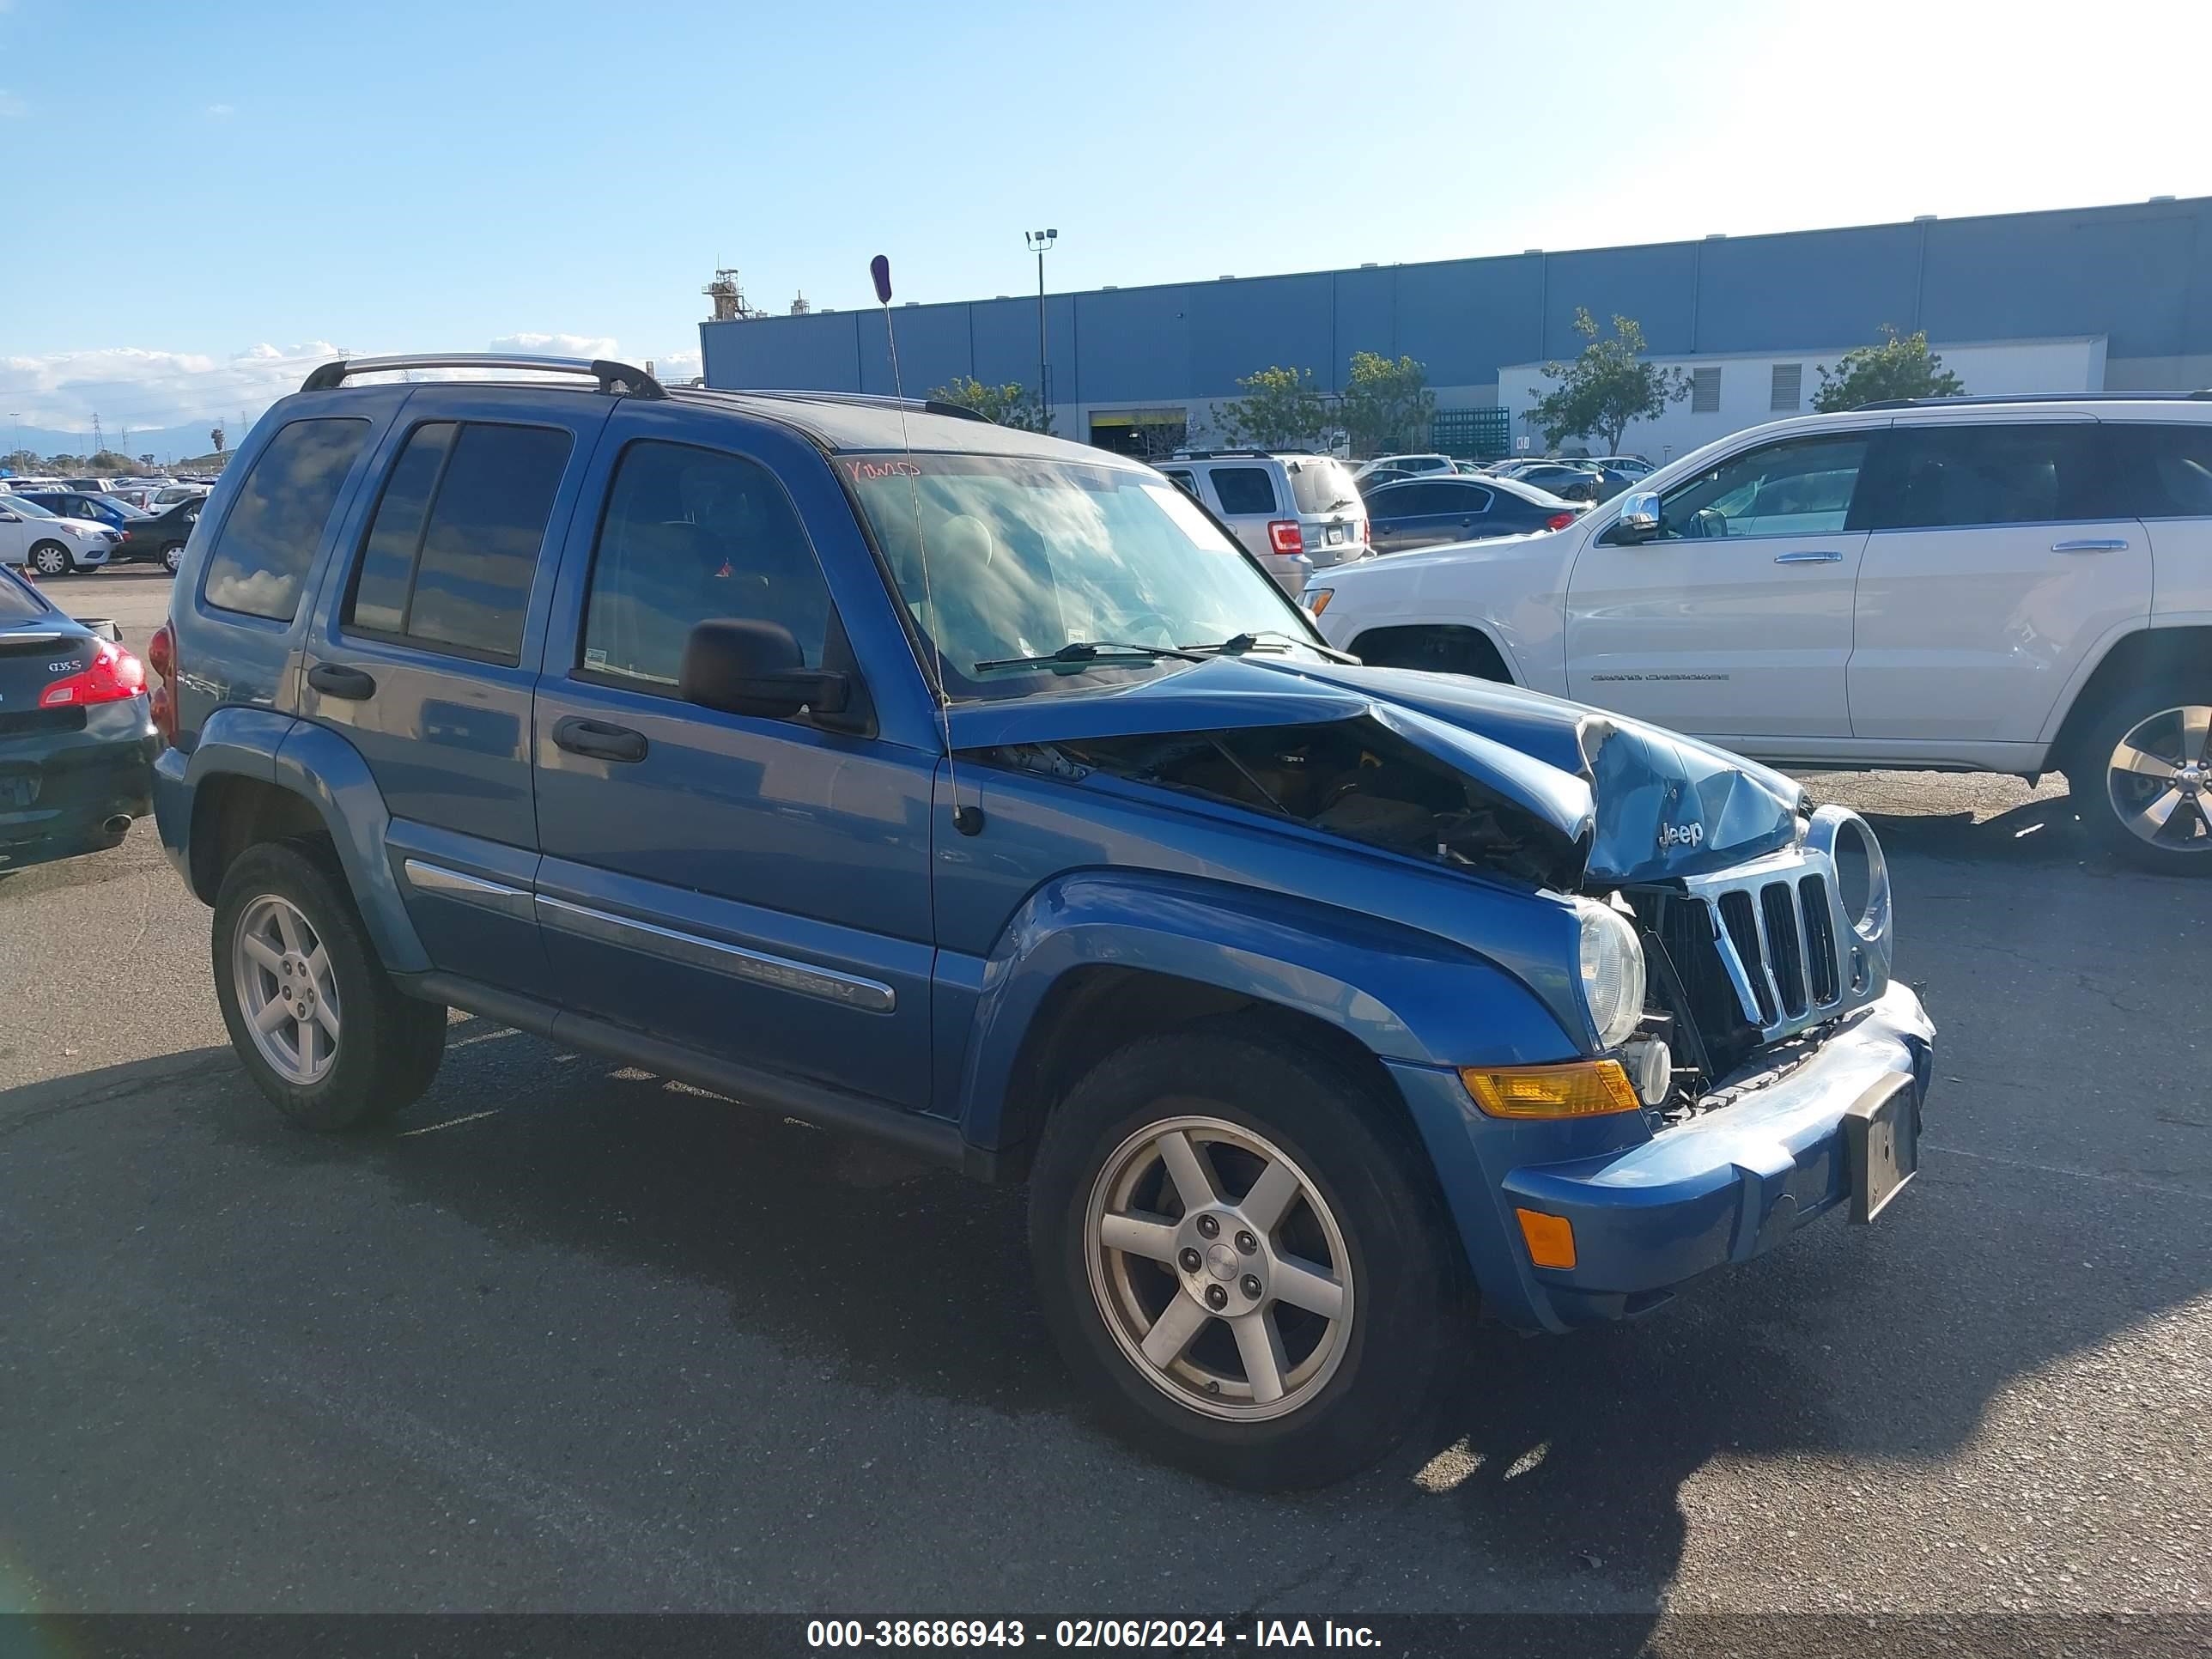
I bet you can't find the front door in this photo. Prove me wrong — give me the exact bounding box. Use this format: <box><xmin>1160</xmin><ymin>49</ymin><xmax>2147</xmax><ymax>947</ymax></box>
<box><xmin>1564</xmin><ymin>428</ymin><xmax>1877</xmax><ymax>740</ymax></box>
<box><xmin>530</xmin><ymin>419</ymin><xmax>936</xmax><ymax>1110</ymax></box>
<box><xmin>300</xmin><ymin>386</ymin><xmax>612</xmax><ymax>999</ymax></box>
<box><xmin>1849</xmin><ymin>420</ymin><xmax>2151</xmax><ymax>743</ymax></box>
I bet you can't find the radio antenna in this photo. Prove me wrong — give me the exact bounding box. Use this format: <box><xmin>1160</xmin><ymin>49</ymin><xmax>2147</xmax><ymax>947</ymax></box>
<box><xmin>872</xmin><ymin>254</ymin><xmax>982</xmax><ymax>836</ymax></box>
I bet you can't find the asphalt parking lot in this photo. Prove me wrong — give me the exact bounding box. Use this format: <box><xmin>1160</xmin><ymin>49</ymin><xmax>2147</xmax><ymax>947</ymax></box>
<box><xmin>3</xmin><ymin>567</ymin><xmax>2207</xmax><ymax>1620</ymax></box>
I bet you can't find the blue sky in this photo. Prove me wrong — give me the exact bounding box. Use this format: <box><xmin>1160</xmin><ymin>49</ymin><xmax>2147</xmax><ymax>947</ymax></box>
<box><xmin>3</xmin><ymin>0</ymin><xmax>2208</xmax><ymax>453</ymax></box>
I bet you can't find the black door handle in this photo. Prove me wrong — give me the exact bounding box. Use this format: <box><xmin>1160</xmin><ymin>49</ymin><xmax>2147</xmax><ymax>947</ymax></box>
<box><xmin>307</xmin><ymin>663</ymin><xmax>376</xmax><ymax>700</ymax></box>
<box><xmin>552</xmin><ymin>716</ymin><xmax>648</xmax><ymax>763</ymax></box>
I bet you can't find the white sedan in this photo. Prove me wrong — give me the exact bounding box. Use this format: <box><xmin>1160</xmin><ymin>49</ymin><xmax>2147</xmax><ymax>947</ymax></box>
<box><xmin>0</xmin><ymin>495</ymin><xmax>118</xmax><ymax>574</ymax></box>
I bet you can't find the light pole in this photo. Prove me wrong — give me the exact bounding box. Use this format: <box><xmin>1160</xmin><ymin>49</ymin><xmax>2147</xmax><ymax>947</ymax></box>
<box><xmin>1024</xmin><ymin>228</ymin><xmax>1057</xmax><ymax>418</ymax></box>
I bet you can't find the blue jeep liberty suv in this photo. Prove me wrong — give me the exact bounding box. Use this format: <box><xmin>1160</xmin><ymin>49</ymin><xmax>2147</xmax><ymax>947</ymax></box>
<box><xmin>151</xmin><ymin>354</ymin><xmax>1934</xmax><ymax>1488</ymax></box>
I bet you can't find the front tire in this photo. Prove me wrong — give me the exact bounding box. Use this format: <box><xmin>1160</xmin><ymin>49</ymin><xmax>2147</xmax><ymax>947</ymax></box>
<box><xmin>2069</xmin><ymin>687</ymin><xmax>2212</xmax><ymax>874</ymax></box>
<box><xmin>29</xmin><ymin>541</ymin><xmax>72</xmax><ymax>576</ymax></box>
<box><xmin>212</xmin><ymin>840</ymin><xmax>448</xmax><ymax>1129</ymax></box>
<box><xmin>1029</xmin><ymin>1026</ymin><xmax>1458</xmax><ymax>1489</ymax></box>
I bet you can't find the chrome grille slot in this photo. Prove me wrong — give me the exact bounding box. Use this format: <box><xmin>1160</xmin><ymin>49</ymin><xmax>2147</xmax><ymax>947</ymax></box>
<box><xmin>1716</xmin><ymin>890</ymin><xmax>1775</xmax><ymax>1025</ymax></box>
<box><xmin>1760</xmin><ymin>881</ymin><xmax>1808</xmax><ymax>1018</ymax></box>
<box><xmin>1799</xmin><ymin>874</ymin><xmax>1838</xmax><ymax>1006</ymax></box>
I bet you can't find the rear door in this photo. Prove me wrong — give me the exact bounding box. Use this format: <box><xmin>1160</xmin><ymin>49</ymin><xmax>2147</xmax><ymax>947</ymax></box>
<box><xmin>530</xmin><ymin>410</ymin><xmax>937</xmax><ymax>1110</ymax></box>
<box><xmin>300</xmin><ymin>386</ymin><xmax>612</xmax><ymax>999</ymax></box>
<box><xmin>1565</xmin><ymin>428</ymin><xmax>1875</xmax><ymax>738</ymax></box>
<box><xmin>1850</xmin><ymin>420</ymin><xmax>2149</xmax><ymax>743</ymax></box>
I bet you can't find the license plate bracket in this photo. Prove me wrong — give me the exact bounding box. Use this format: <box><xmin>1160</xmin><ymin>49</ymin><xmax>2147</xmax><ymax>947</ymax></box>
<box><xmin>1845</xmin><ymin>1075</ymin><xmax>1919</xmax><ymax>1223</ymax></box>
<box><xmin>0</xmin><ymin>770</ymin><xmax>39</xmax><ymax>809</ymax></box>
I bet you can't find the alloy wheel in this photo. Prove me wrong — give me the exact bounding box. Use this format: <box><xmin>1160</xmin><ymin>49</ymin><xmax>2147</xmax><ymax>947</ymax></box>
<box><xmin>1084</xmin><ymin>1115</ymin><xmax>1353</xmax><ymax>1423</ymax></box>
<box><xmin>232</xmin><ymin>894</ymin><xmax>342</xmax><ymax>1085</ymax></box>
<box><xmin>2106</xmin><ymin>705</ymin><xmax>2212</xmax><ymax>852</ymax></box>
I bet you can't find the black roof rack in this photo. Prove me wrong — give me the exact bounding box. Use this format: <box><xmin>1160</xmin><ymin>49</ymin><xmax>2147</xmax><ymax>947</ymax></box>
<box><xmin>301</xmin><ymin>354</ymin><xmax>667</xmax><ymax>398</ymax></box>
<box><xmin>707</xmin><ymin>388</ymin><xmax>992</xmax><ymax>423</ymax></box>
<box><xmin>1855</xmin><ymin>389</ymin><xmax>2212</xmax><ymax>411</ymax></box>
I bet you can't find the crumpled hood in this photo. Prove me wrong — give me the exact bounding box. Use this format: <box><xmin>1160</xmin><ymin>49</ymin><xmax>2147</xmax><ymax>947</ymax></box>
<box><xmin>947</xmin><ymin>655</ymin><xmax>1806</xmax><ymax>885</ymax></box>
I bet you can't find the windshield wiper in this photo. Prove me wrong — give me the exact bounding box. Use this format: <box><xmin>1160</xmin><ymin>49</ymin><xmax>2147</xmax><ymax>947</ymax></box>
<box><xmin>1183</xmin><ymin>629</ymin><xmax>1361</xmax><ymax>665</ymax></box>
<box><xmin>972</xmin><ymin>639</ymin><xmax>1206</xmax><ymax>674</ymax></box>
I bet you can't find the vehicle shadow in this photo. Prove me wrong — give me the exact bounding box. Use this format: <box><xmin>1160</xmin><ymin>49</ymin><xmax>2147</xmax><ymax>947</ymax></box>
<box><xmin>9</xmin><ymin>976</ymin><xmax>2206</xmax><ymax>1617</ymax></box>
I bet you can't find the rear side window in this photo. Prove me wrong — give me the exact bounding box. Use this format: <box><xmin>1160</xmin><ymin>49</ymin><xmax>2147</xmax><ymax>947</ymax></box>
<box><xmin>343</xmin><ymin>421</ymin><xmax>571</xmax><ymax>664</ymax></box>
<box><xmin>1208</xmin><ymin>466</ymin><xmax>1278</xmax><ymax>516</ymax></box>
<box><xmin>0</xmin><ymin>567</ymin><xmax>46</xmax><ymax>623</ymax></box>
<box><xmin>1875</xmin><ymin>424</ymin><xmax>2102</xmax><ymax>529</ymax></box>
<box><xmin>2137</xmin><ymin>423</ymin><xmax>2212</xmax><ymax>518</ymax></box>
<box><xmin>201</xmin><ymin>418</ymin><xmax>371</xmax><ymax>621</ymax></box>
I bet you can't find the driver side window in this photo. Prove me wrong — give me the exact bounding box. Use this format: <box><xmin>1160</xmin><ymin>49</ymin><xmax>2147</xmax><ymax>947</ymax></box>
<box><xmin>1651</xmin><ymin>434</ymin><xmax>1869</xmax><ymax>540</ymax></box>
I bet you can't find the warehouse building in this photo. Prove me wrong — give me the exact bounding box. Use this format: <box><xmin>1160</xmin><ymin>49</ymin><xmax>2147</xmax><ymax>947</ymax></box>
<box><xmin>699</xmin><ymin>195</ymin><xmax>2212</xmax><ymax>461</ymax></box>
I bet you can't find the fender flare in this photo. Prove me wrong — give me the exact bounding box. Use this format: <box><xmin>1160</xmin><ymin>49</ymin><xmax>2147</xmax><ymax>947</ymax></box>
<box><xmin>957</xmin><ymin>868</ymin><xmax>1578</xmax><ymax>1150</ymax></box>
<box><xmin>1345</xmin><ymin>613</ymin><xmax>1525</xmax><ymax>684</ymax></box>
<box><xmin>177</xmin><ymin>709</ymin><xmax>428</xmax><ymax>972</ymax></box>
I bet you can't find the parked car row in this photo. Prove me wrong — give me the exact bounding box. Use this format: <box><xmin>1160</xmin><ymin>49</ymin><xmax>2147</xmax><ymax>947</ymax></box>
<box><xmin>0</xmin><ymin>494</ymin><xmax>120</xmax><ymax>574</ymax></box>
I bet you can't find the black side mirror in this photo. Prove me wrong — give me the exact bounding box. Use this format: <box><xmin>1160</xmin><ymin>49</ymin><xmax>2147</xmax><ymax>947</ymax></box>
<box><xmin>680</xmin><ymin>618</ymin><xmax>852</xmax><ymax>720</ymax></box>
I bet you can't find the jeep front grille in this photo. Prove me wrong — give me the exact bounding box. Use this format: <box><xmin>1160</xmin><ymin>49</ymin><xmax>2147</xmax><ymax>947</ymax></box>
<box><xmin>1628</xmin><ymin>805</ymin><xmax>1892</xmax><ymax>1074</ymax></box>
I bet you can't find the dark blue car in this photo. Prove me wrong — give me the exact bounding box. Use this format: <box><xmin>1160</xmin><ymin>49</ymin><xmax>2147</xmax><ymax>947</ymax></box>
<box><xmin>0</xmin><ymin>564</ymin><xmax>157</xmax><ymax>869</ymax></box>
<box><xmin>1363</xmin><ymin>474</ymin><xmax>1585</xmax><ymax>554</ymax></box>
<box><xmin>152</xmin><ymin>354</ymin><xmax>1933</xmax><ymax>1488</ymax></box>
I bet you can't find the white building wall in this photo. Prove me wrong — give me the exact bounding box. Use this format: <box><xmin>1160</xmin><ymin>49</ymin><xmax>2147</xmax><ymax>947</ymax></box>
<box><xmin>1495</xmin><ymin>337</ymin><xmax>2108</xmax><ymax>464</ymax></box>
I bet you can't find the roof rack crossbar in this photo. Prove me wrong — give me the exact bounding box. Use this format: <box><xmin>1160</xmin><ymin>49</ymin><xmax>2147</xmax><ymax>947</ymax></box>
<box><xmin>1854</xmin><ymin>389</ymin><xmax>2212</xmax><ymax>410</ymax></box>
<box><xmin>301</xmin><ymin>354</ymin><xmax>668</xmax><ymax>399</ymax></box>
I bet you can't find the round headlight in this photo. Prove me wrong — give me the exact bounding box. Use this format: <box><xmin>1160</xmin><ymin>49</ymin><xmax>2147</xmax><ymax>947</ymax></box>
<box><xmin>1572</xmin><ymin>898</ymin><xmax>1647</xmax><ymax>1050</ymax></box>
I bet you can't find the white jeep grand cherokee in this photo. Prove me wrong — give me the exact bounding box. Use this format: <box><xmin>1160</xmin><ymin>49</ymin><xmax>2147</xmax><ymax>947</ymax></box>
<box><xmin>1308</xmin><ymin>392</ymin><xmax>2212</xmax><ymax>873</ymax></box>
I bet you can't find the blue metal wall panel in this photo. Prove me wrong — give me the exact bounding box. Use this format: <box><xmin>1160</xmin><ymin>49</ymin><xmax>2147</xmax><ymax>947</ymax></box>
<box><xmin>1331</xmin><ymin>268</ymin><xmax>1397</xmax><ymax>387</ymax></box>
<box><xmin>1920</xmin><ymin>203</ymin><xmax>2209</xmax><ymax>357</ymax></box>
<box><xmin>854</xmin><ymin>303</ymin><xmax>975</xmax><ymax>399</ymax></box>
<box><xmin>703</xmin><ymin>313</ymin><xmax>864</xmax><ymax>392</ymax></box>
<box><xmin>969</xmin><ymin>297</ymin><xmax>1042</xmax><ymax>392</ymax></box>
<box><xmin>1695</xmin><ymin>223</ymin><xmax>1923</xmax><ymax>351</ymax></box>
<box><xmin>1186</xmin><ymin>273</ymin><xmax>1334</xmax><ymax>398</ymax></box>
<box><xmin>1541</xmin><ymin>241</ymin><xmax>1699</xmax><ymax>356</ymax></box>
<box><xmin>1451</xmin><ymin>255</ymin><xmax>1546</xmax><ymax>383</ymax></box>
<box><xmin>1073</xmin><ymin>286</ymin><xmax>1191</xmax><ymax>404</ymax></box>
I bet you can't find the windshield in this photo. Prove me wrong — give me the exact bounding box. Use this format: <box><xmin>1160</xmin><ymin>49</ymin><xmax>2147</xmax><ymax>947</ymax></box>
<box><xmin>841</xmin><ymin>453</ymin><xmax>1318</xmax><ymax>702</ymax></box>
<box><xmin>2</xmin><ymin>495</ymin><xmax>57</xmax><ymax>519</ymax></box>
<box><xmin>1286</xmin><ymin>459</ymin><xmax>1360</xmax><ymax>515</ymax></box>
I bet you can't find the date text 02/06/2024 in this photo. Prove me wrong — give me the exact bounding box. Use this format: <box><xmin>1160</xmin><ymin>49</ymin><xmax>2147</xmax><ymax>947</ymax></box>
<box><xmin>805</xmin><ymin>1620</ymin><xmax>1381</xmax><ymax>1649</ymax></box>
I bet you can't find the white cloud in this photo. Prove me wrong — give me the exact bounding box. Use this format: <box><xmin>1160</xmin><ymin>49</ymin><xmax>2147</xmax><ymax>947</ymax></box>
<box><xmin>0</xmin><ymin>90</ymin><xmax>26</xmax><ymax>119</ymax></box>
<box><xmin>0</xmin><ymin>336</ymin><xmax>704</xmax><ymax>437</ymax></box>
<box><xmin>204</xmin><ymin>102</ymin><xmax>234</xmax><ymax>119</ymax></box>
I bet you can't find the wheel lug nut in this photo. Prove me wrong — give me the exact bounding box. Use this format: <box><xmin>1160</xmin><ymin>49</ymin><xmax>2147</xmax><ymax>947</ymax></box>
<box><xmin>1236</xmin><ymin>1230</ymin><xmax>1257</xmax><ymax>1254</ymax></box>
<box><xmin>1241</xmin><ymin>1274</ymin><xmax>1262</xmax><ymax>1299</ymax></box>
<box><xmin>1205</xmin><ymin>1285</ymin><xmax>1229</xmax><ymax>1310</ymax></box>
<box><xmin>1195</xmin><ymin>1214</ymin><xmax>1219</xmax><ymax>1239</ymax></box>
<box><xmin>1179</xmin><ymin>1248</ymin><xmax>1202</xmax><ymax>1273</ymax></box>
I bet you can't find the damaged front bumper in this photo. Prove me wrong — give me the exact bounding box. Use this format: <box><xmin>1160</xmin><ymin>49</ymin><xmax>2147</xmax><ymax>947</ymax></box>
<box><xmin>1389</xmin><ymin>983</ymin><xmax>1935</xmax><ymax>1334</ymax></box>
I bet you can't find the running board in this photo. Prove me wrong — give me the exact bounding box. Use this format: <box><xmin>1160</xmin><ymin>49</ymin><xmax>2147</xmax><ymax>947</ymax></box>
<box><xmin>403</xmin><ymin>971</ymin><xmax>995</xmax><ymax>1181</ymax></box>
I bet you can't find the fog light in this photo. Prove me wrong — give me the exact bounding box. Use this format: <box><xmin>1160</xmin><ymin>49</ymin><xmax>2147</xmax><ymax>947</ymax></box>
<box><xmin>1461</xmin><ymin>1060</ymin><xmax>1640</xmax><ymax>1118</ymax></box>
<box><xmin>1515</xmin><ymin>1208</ymin><xmax>1577</xmax><ymax>1269</ymax></box>
<box><xmin>1621</xmin><ymin>1036</ymin><xmax>1674</xmax><ymax>1107</ymax></box>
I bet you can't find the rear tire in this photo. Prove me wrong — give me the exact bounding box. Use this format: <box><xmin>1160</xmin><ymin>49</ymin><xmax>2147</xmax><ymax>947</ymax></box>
<box><xmin>161</xmin><ymin>542</ymin><xmax>185</xmax><ymax>574</ymax></box>
<box><xmin>2067</xmin><ymin>684</ymin><xmax>2212</xmax><ymax>875</ymax></box>
<box><xmin>212</xmin><ymin>840</ymin><xmax>447</xmax><ymax>1129</ymax></box>
<box><xmin>1028</xmin><ymin>1025</ymin><xmax>1458</xmax><ymax>1489</ymax></box>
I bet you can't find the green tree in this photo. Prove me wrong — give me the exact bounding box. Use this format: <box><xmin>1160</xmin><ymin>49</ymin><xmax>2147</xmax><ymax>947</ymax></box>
<box><xmin>210</xmin><ymin>425</ymin><xmax>226</xmax><ymax>455</ymax></box>
<box><xmin>1813</xmin><ymin>325</ymin><xmax>1964</xmax><ymax>412</ymax></box>
<box><xmin>1528</xmin><ymin>309</ymin><xmax>1686</xmax><ymax>453</ymax></box>
<box><xmin>1341</xmin><ymin>352</ymin><xmax>1436</xmax><ymax>457</ymax></box>
<box><xmin>88</xmin><ymin>449</ymin><xmax>137</xmax><ymax>473</ymax></box>
<box><xmin>1215</xmin><ymin>365</ymin><xmax>1326</xmax><ymax>451</ymax></box>
<box><xmin>2</xmin><ymin>448</ymin><xmax>39</xmax><ymax>475</ymax></box>
<box><xmin>927</xmin><ymin>376</ymin><xmax>1054</xmax><ymax>434</ymax></box>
